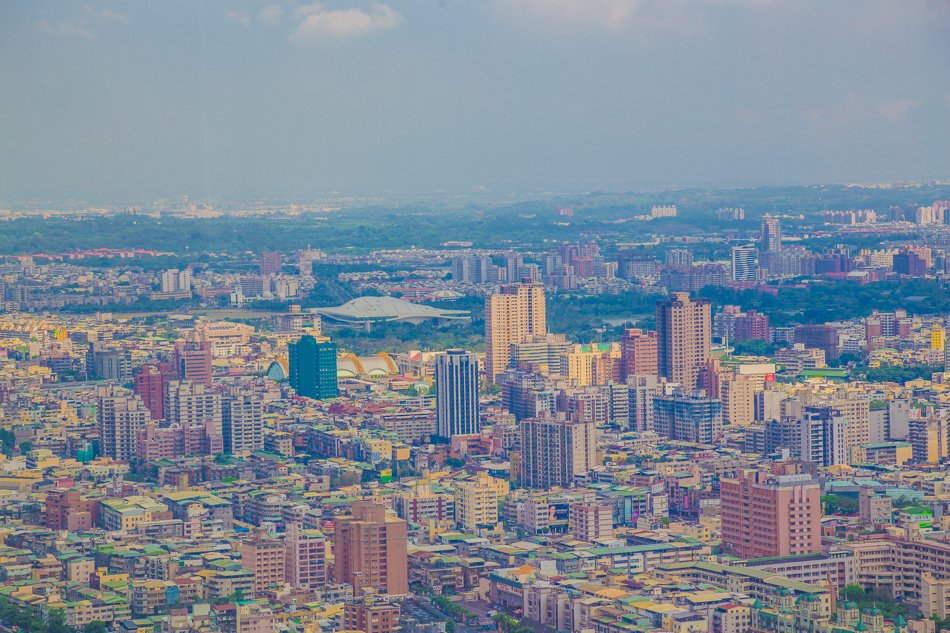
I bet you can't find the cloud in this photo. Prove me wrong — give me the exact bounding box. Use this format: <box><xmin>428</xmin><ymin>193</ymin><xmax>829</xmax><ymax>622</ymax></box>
<box><xmin>259</xmin><ymin>4</ymin><xmax>285</xmax><ymax>25</ymax></box>
<box><xmin>40</xmin><ymin>21</ymin><xmax>96</xmax><ymax>39</ymax></box>
<box><xmin>226</xmin><ymin>10</ymin><xmax>252</xmax><ymax>26</ymax></box>
<box><xmin>497</xmin><ymin>0</ymin><xmax>640</xmax><ymax>31</ymax></box>
<box><xmin>878</xmin><ymin>98</ymin><xmax>920</xmax><ymax>121</ymax></box>
<box><xmin>100</xmin><ymin>10</ymin><xmax>131</xmax><ymax>24</ymax></box>
<box><xmin>290</xmin><ymin>3</ymin><xmax>403</xmax><ymax>40</ymax></box>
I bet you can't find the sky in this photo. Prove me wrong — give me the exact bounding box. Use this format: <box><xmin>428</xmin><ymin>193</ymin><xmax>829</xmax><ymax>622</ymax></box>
<box><xmin>1</xmin><ymin>0</ymin><xmax>949</xmax><ymax>201</ymax></box>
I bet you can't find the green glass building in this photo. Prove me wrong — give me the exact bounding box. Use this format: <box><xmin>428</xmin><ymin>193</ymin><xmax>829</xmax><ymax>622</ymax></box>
<box><xmin>288</xmin><ymin>335</ymin><xmax>339</xmax><ymax>399</ymax></box>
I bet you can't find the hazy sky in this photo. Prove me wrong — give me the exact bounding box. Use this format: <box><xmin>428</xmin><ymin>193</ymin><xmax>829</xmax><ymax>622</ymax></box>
<box><xmin>1</xmin><ymin>0</ymin><xmax>949</xmax><ymax>200</ymax></box>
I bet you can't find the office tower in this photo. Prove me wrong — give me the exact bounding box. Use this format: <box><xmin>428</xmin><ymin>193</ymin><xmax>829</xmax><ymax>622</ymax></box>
<box><xmin>510</xmin><ymin>333</ymin><xmax>572</xmax><ymax>374</ymax></box>
<box><xmin>164</xmin><ymin>380</ymin><xmax>223</xmax><ymax>456</ymax></box>
<box><xmin>172</xmin><ymin>339</ymin><xmax>213</xmax><ymax>387</ymax></box>
<box><xmin>499</xmin><ymin>368</ymin><xmax>557</xmax><ymax>421</ymax></box>
<box><xmin>720</xmin><ymin>373</ymin><xmax>757</xmax><ymax>427</ymax></box>
<box><xmin>288</xmin><ymin>335</ymin><xmax>339</xmax><ymax>399</ymax></box>
<box><xmin>98</xmin><ymin>386</ymin><xmax>151</xmax><ymax>463</ymax></box>
<box><xmin>520</xmin><ymin>414</ymin><xmax>597</xmax><ymax>489</ymax></box>
<box><xmin>720</xmin><ymin>464</ymin><xmax>821</xmax><ymax>559</ymax></box>
<box><xmin>800</xmin><ymin>406</ymin><xmax>847</xmax><ymax>467</ymax></box>
<box><xmin>760</xmin><ymin>215</ymin><xmax>782</xmax><ymax>253</ymax></box>
<box><xmin>793</xmin><ymin>324</ymin><xmax>839</xmax><ymax>361</ymax></box>
<box><xmin>222</xmin><ymin>391</ymin><xmax>264</xmax><ymax>456</ymax></box>
<box><xmin>333</xmin><ymin>502</ymin><xmax>408</xmax><ymax>596</ymax></box>
<box><xmin>285</xmin><ymin>522</ymin><xmax>327</xmax><ymax>590</ymax></box>
<box><xmin>733</xmin><ymin>310</ymin><xmax>770</xmax><ymax>342</ymax></box>
<box><xmin>86</xmin><ymin>344</ymin><xmax>132</xmax><ymax>381</ymax></box>
<box><xmin>133</xmin><ymin>364</ymin><xmax>167</xmax><ymax>421</ymax></box>
<box><xmin>652</xmin><ymin>391</ymin><xmax>723</xmax><ymax>444</ymax></box>
<box><xmin>730</xmin><ymin>244</ymin><xmax>759</xmax><ymax>282</ymax></box>
<box><xmin>455</xmin><ymin>472</ymin><xmax>507</xmax><ymax>532</ymax></box>
<box><xmin>343</xmin><ymin>600</ymin><xmax>400</xmax><ymax>633</ymax></box>
<box><xmin>485</xmin><ymin>282</ymin><xmax>547</xmax><ymax>383</ymax></box>
<box><xmin>435</xmin><ymin>349</ymin><xmax>479</xmax><ymax>438</ymax></box>
<box><xmin>620</xmin><ymin>328</ymin><xmax>658</xmax><ymax>380</ymax></box>
<box><xmin>241</xmin><ymin>529</ymin><xmax>286</xmax><ymax>595</ymax></box>
<box><xmin>259</xmin><ymin>251</ymin><xmax>282</xmax><ymax>275</ymax></box>
<box><xmin>451</xmin><ymin>255</ymin><xmax>495</xmax><ymax>283</ymax></box>
<box><xmin>656</xmin><ymin>292</ymin><xmax>711</xmax><ymax>390</ymax></box>
<box><xmin>569</xmin><ymin>502</ymin><xmax>614</xmax><ymax>542</ymax></box>
<box><xmin>160</xmin><ymin>268</ymin><xmax>192</xmax><ymax>293</ymax></box>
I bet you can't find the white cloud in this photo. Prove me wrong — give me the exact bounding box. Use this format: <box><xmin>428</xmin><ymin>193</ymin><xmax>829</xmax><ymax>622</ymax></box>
<box><xmin>259</xmin><ymin>4</ymin><xmax>285</xmax><ymax>25</ymax></box>
<box><xmin>40</xmin><ymin>21</ymin><xmax>96</xmax><ymax>39</ymax></box>
<box><xmin>878</xmin><ymin>98</ymin><xmax>919</xmax><ymax>121</ymax></box>
<box><xmin>100</xmin><ymin>9</ymin><xmax>131</xmax><ymax>24</ymax></box>
<box><xmin>226</xmin><ymin>10</ymin><xmax>252</xmax><ymax>26</ymax></box>
<box><xmin>290</xmin><ymin>3</ymin><xmax>403</xmax><ymax>40</ymax></box>
<box><xmin>498</xmin><ymin>0</ymin><xmax>640</xmax><ymax>31</ymax></box>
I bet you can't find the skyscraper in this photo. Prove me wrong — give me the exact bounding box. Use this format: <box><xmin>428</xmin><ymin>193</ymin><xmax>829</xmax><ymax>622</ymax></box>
<box><xmin>720</xmin><ymin>464</ymin><xmax>821</xmax><ymax>559</ymax></box>
<box><xmin>222</xmin><ymin>391</ymin><xmax>264</xmax><ymax>456</ymax></box>
<box><xmin>333</xmin><ymin>502</ymin><xmax>408</xmax><ymax>596</ymax></box>
<box><xmin>160</xmin><ymin>268</ymin><xmax>192</xmax><ymax>293</ymax></box>
<box><xmin>520</xmin><ymin>413</ymin><xmax>597</xmax><ymax>489</ymax></box>
<box><xmin>98</xmin><ymin>386</ymin><xmax>151</xmax><ymax>463</ymax></box>
<box><xmin>435</xmin><ymin>349</ymin><xmax>480</xmax><ymax>438</ymax></box>
<box><xmin>760</xmin><ymin>214</ymin><xmax>782</xmax><ymax>253</ymax></box>
<box><xmin>652</xmin><ymin>390</ymin><xmax>723</xmax><ymax>444</ymax></box>
<box><xmin>240</xmin><ymin>529</ymin><xmax>286</xmax><ymax>595</ymax></box>
<box><xmin>285</xmin><ymin>522</ymin><xmax>327</xmax><ymax>590</ymax></box>
<box><xmin>288</xmin><ymin>335</ymin><xmax>338</xmax><ymax>399</ymax></box>
<box><xmin>620</xmin><ymin>328</ymin><xmax>658</xmax><ymax>380</ymax></box>
<box><xmin>485</xmin><ymin>282</ymin><xmax>546</xmax><ymax>383</ymax></box>
<box><xmin>656</xmin><ymin>293</ymin><xmax>711</xmax><ymax>390</ymax></box>
<box><xmin>730</xmin><ymin>244</ymin><xmax>758</xmax><ymax>282</ymax></box>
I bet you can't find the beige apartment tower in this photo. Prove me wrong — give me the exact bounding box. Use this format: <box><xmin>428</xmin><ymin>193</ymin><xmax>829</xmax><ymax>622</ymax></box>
<box><xmin>656</xmin><ymin>292</ymin><xmax>711</xmax><ymax>391</ymax></box>
<box><xmin>333</xmin><ymin>502</ymin><xmax>408</xmax><ymax>596</ymax></box>
<box><xmin>485</xmin><ymin>282</ymin><xmax>547</xmax><ymax>383</ymax></box>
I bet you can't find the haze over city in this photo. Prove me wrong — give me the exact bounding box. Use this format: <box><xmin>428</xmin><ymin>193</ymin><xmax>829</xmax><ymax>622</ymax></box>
<box><xmin>2</xmin><ymin>0</ymin><xmax>950</xmax><ymax>200</ymax></box>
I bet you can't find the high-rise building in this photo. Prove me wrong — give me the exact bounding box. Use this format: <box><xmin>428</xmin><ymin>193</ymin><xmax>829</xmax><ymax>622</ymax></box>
<box><xmin>800</xmin><ymin>406</ymin><xmax>847</xmax><ymax>467</ymax></box>
<box><xmin>160</xmin><ymin>268</ymin><xmax>192</xmax><ymax>294</ymax></box>
<box><xmin>133</xmin><ymin>364</ymin><xmax>168</xmax><ymax>421</ymax></box>
<box><xmin>284</xmin><ymin>522</ymin><xmax>327</xmax><ymax>590</ymax></box>
<box><xmin>625</xmin><ymin>374</ymin><xmax>660</xmax><ymax>431</ymax></box>
<box><xmin>288</xmin><ymin>335</ymin><xmax>339</xmax><ymax>399</ymax></box>
<box><xmin>240</xmin><ymin>529</ymin><xmax>286</xmax><ymax>596</ymax></box>
<box><xmin>259</xmin><ymin>251</ymin><xmax>283</xmax><ymax>275</ymax></box>
<box><xmin>97</xmin><ymin>386</ymin><xmax>151</xmax><ymax>463</ymax></box>
<box><xmin>451</xmin><ymin>255</ymin><xmax>495</xmax><ymax>283</ymax></box>
<box><xmin>172</xmin><ymin>339</ymin><xmax>213</xmax><ymax>387</ymax></box>
<box><xmin>760</xmin><ymin>215</ymin><xmax>782</xmax><ymax>253</ymax></box>
<box><xmin>620</xmin><ymin>329</ymin><xmax>658</xmax><ymax>380</ymax></box>
<box><xmin>733</xmin><ymin>310</ymin><xmax>770</xmax><ymax>342</ymax></box>
<box><xmin>908</xmin><ymin>416</ymin><xmax>949</xmax><ymax>464</ymax></box>
<box><xmin>455</xmin><ymin>472</ymin><xmax>507</xmax><ymax>532</ymax></box>
<box><xmin>333</xmin><ymin>502</ymin><xmax>408</xmax><ymax>596</ymax></box>
<box><xmin>656</xmin><ymin>293</ymin><xmax>711</xmax><ymax>390</ymax></box>
<box><xmin>435</xmin><ymin>349</ymin><xmax>479</xmax><ymax>438</ymax></box>
<box><xmin>222</xmin><ymin>391</ymin><xmax>263</xmax><ymax>456</ymax></box>
<box><xmin>730</xmin><ymin>244</ymin><xmax>759</xmax><ymax>282</ymax></box>
<box><xmin>86</xmin><ymin>344</ymin><xmax>132</xmax><ymax>381</ymax></box>
<box><xmin>485</xmin><ymin>282</ymin><xmax>546</xmax><ymax>383</ymax></box>
<box><xmin>520</xmin><ymin>413</ymin><xmax>597</xmax><ymax>489</ymax></box>
<box><xmin>569</xmin><ymin>501</ymin><xmax>614</xmax><ymax>542</ymax></box>
<box><xmin>652</xmin><ymin>391</ymin><xmax>723</xmax><ymax>444</ymax></box>
<box><xmin>720</xmin><ymin>464</ymin><xmax>821</xmax><ymax>559</ymax></box>
<box><xmin>164</xmin><ymin>380</ymin><xmax>223</xmax><ymax>456</ymax></box>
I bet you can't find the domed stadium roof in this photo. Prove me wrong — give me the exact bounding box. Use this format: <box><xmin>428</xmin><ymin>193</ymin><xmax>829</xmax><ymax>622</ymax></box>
<box><xmin>311</xmin><ymin>296</ymin><xmax>470</xmax><ymax>324</ymax></box>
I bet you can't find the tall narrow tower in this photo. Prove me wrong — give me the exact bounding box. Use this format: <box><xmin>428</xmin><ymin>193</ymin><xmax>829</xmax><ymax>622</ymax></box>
<box><xmin>656</xmin><ymin>292</ymin><xmax>711</xmax><ymax>391</ymax></box>
<box><xmin>485</xmin><ymin>282</ymin><xmax>546</xmax><ymax>383</ymax></box>
<box><xmin>435</xmin><ymin>349</ymin><xmax>480</xmax><ymax>438</ymax></box>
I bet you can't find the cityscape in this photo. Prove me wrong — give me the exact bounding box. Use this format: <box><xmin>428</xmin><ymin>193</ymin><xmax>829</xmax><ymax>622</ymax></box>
<box><xmin>2</xmin><ymin>4</ymin><xmax>950</xmax><ymax>633</ymax></box>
